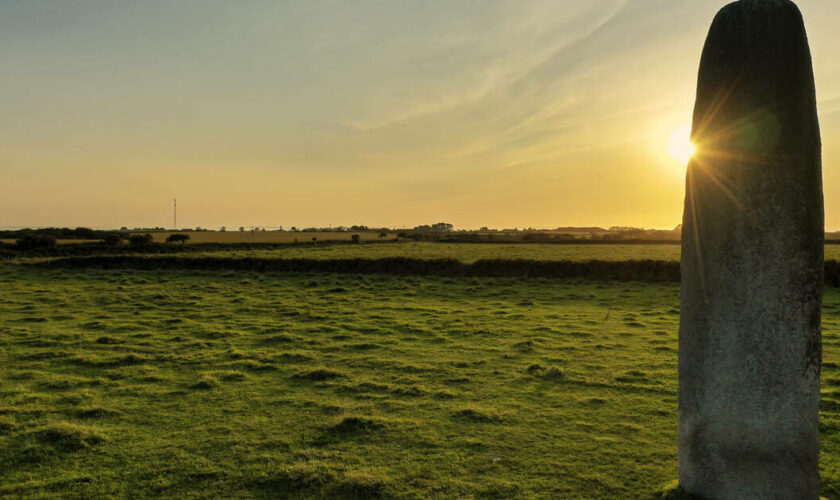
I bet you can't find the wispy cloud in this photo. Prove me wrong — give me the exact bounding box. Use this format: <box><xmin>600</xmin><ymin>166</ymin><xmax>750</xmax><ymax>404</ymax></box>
<box><xmin>346</xmin><ymin>0</ymin><xmax>629</xmax><ymax>133</ymax></box>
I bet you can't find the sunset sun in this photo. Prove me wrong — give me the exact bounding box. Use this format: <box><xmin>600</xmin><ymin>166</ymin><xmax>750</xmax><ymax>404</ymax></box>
<box><xmin>667</xmin><ymin>124</ymin><xmax>695</xmax><ymax>165</ymax></box>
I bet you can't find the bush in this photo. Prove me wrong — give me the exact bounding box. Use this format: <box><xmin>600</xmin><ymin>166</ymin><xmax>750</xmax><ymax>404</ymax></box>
<box><xmin>102</xmin><ymin>233</ymin><xmax>124</xmax><ymax>245</ymax></box>
<box><xmin>16</xmin><ymin>234</ymin><xmax>57</xmax><ymax>250</ymax></box>
<box><xmin>351</xmin><ymin>234</ymin><xmax>360</xmax><ymax>243</ymax></box>
<box><xmin>129</xmin><ymin>233</ymin><xmax>153</xmax><ymax>246</ymax></box>
<box><xmin>166</xmin><ymin>233</ymin><xmax>190</xmax><ymax>244</ymax></box>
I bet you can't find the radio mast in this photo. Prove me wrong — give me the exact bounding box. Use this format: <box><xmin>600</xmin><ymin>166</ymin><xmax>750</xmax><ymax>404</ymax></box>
<box><xmin>173</xmin><ymin>199</ymin><xmax>177</xmax><ymax>230</ymax></box>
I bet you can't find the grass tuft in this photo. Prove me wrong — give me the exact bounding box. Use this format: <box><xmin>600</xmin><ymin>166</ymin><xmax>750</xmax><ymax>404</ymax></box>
<box><xmin>452</xmin><ymin>408</ymin><xmax>500</xmax><ymax>423</ymax></box>
<box><xmin>73</xmin><ymin>407</ymin><xmax>120</xmax><ymax>419</ymax></box>
<box><xmin>33</xmin><ymin>422</ymin><xmax>106</xmax><ymax>451</ymax></box>
<box><xmin>213</xmin><ymin>370</ymin><xmax>247</xmax><ymax>382</ymax></box>
<box><xmin>658</xmin><ymin>480</ymin><xmax>705</xmax><ymax>499</ymax></box>
<box><xmin>0</xmin><ymin>416</ymin><xmax>16</xmax><ymax>434</ymax></box>
<box><xmin>190</xmin><ymin>375</ymin><xmax>219</xmax><ymax>390</ymax></box>
<box><xmin>325</xmin><ymin>417</ymin><xmax>385</xmax><ymax>436</ymax></box>
<box><xmin>95</xmin><ymin>336</ymin><xmax>124</xmax><ymax>344</ymax></box>
<box><xmin>293</xmin><ymin>369</ymin><xmax>342</xmax><ymax>381</ymax></box>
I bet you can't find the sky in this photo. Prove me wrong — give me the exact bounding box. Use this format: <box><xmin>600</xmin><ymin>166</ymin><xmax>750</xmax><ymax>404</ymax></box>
<box><xmin>2</xmin><ymin>0</ymin><xmax>839</xmax><ymax>230</ymax></box>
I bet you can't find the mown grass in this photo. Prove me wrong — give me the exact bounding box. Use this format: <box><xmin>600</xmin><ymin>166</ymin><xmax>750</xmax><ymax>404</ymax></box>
<box><xmin>187</xmin><ymin>242</ymin><xmax>682</xmax><ymax>263</ymax></box>
<box><xmin>0</xmin><ymin>265</ymin><xmax>838</xmax><ymax>498</ymax></box>
<box><xmin>182</xmin><ymin>241</ymin><xmax>840</xmax><ymax>263</ymax></box>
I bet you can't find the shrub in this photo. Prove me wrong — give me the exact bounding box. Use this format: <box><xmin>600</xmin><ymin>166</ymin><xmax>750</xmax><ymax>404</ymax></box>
<box><xmin>351</xmin><ymin>234</ymin><xmax>360</xmax><ymax>243</ymax></box>
<box><xmin>166</xmin><ymin>233</ymin><xmax>190</xmax><ymax>244</ymax></box>
<box><xmin>129</xmin><ymin>233</ymin><xmax>153</xmax><ymax>246</ymax></box>
<box><xmin>16</xmin><ymin>234</ymin><xmax>57</xmax><ymax>250</ymax></box>
<box><xmin>102</xmin><ymin>233</ymin><xmax>124</xmax><ymax>245</ymax></box>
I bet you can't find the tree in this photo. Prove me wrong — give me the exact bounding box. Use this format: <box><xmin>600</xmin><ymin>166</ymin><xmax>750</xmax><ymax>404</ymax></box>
<box><xmin>166</xmin><ymin>233</ymin><xmax>190</xmax><ymax>244</ymax></box>
<box><xmin>16</xmin><ymin>234</ymin><xmax>57</xmax><ymax>250</ymax></box>
<box><xmin>102</xmin><ymin>233</ymin><xmax>124</xmax><ymax>245</ymax></box>
<box><xmin>129</xmin><ymin>233</ymin><xmax>153</xmax><ymax>246</ymax></box>
<box><xmin>351</xmin><ymin>234</ymin><xmax>360</xmax><ymax>243</ymax></box>
<box><xmin>378</xmin><ymin>232</ymin><xmax>388</xmax><ymax>238</ymax></box>
<box><xmin>219</xmin><ymin>226</ymin><xmax>226</xmax><ymax>232</ymax></box>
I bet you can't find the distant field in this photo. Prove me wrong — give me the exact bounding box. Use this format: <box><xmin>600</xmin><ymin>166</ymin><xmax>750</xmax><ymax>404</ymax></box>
<box><xmin>189</xmin><ymin>242</ymin><xmax>840</xmax><ymax>263</ymax></box>
<box><xmin>1</xmin><ymin>266</ymin><xmax>838</xmax><ymax>497</ymax></box>
<box><xmin>191</xmin><ymin>242</ymin><xmax>683</xmax><ymax>263</ymax></box>
<box><xmin>9</xmin><ymin>237</ymin><xmax>840</xmax><ymax>264</ymax></box>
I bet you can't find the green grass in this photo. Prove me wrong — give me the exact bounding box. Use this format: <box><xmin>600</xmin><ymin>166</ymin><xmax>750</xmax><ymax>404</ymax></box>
<box><xmin>182</xmin><ymin>241</ymin><xmax>840</xmax><ymax>264</ymax></box>
<box><xmin>0</xmin><ymin>265</ymin><xmax>838</xmax><ymax>498</ymax></box>
<box><xmin>185</xmin><ymin>242</ymin><xmax>682</xmax><ymax>262</ymax></box>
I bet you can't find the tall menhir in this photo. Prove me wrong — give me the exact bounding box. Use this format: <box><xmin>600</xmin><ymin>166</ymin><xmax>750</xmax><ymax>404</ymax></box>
<box><xmin>680</xmin><ymin>0</ymin><xmax>823</xmax><ymax>498</ymax></box>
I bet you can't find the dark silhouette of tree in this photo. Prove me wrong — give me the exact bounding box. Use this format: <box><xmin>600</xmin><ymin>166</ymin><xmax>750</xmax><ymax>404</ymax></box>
<box><xmin>129</xmin><ymin>233</ymin><xmax>154</xmax><ymax>246</ymax></box>
<box><xmin>16</xmin><ymin>234</ymin><xmax>57</xmax><ymax>250</ymax></box>
<box><xmin>102</xmin><ymin>233</ymin><xmax>124</xmax><ymax>245</ymax></box>
<box><xmin>166</xmin><ymin>234</ymin><xmax>190</xmax><ymax>244</ymax></box>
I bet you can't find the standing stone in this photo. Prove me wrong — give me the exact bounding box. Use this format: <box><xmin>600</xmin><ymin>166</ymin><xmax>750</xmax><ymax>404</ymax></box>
<box><xmin>680</xmin><ymin>0</ymin><xmax>823</xmax><ymax>498</ymax></box>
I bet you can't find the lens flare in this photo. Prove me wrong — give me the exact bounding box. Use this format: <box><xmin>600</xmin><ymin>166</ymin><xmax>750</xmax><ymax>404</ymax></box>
<box><xmin>668</xmin><ymin>124</ymin><xmax>695</xmax><ymax>165</ymax></box>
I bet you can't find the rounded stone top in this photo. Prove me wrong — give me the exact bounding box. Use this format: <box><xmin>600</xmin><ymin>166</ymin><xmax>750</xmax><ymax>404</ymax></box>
<box><xmin>721</xmin><ymin>0</ymin><xmax>801</xmax><ymax>16</ymax></box>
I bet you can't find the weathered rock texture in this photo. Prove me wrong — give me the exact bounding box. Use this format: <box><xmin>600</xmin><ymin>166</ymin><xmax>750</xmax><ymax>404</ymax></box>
<box><xmin>680</xmin><ymin>0</ymin><xmax>823</xmax><ymax>498</ymax></box>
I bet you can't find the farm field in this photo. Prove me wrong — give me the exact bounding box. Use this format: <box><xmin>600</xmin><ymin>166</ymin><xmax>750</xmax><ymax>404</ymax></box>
<box><xmin>9</xmin><ymin>239</ymin><xmax>840</xmax><ymax>265</ymax></box>
<box><xmin>189</xmin><ymin>242</ymin><xmax>682</xmax><ymax>263</ymax></box>
<box><xmin>1</xmin><ymin>265</ymin><xmax>839</xmax><ymax>498</ymax></box>
<box><xmin>187</xmin><ymin>241</ymin><xmax>840</xmax><ymax>264</ymax></box>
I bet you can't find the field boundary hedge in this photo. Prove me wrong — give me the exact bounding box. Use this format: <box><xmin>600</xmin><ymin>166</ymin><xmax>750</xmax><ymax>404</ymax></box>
<box><xmin>29</xmin><ymin>256</ymin><xmax>840</xmax><ymax>285</ymax></box>
<box><xmin>30</xmin><ymin>256</ymin><xmax>673</xmax><ymax>282</ymax></box>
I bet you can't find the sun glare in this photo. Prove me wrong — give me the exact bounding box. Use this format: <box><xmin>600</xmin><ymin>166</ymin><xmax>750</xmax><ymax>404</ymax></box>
<box><xmin>667</xmin><ymin>124</ymin><xmax>695</xmax><ymax>165</ymax></box>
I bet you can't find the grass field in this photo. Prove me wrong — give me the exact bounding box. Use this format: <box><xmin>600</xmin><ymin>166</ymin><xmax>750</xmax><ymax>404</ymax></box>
<box><xmin>10</xmin><ymin>238</ymin><xmax>840</xmax><ymax>264</ymax></box>
<box><xmin>1</xmin><ymin>265</ymin><xmax>839</xmax><ymax>498</ymax></box>
<box><xmin>186</xmin><ymin>242</ymin><xmax>681</xmax><ymax>263</ymax></box>
<box><xmin>188</xmin><ymin>241</ymin><xmax>840</xmax><ymax>264</ymax></box>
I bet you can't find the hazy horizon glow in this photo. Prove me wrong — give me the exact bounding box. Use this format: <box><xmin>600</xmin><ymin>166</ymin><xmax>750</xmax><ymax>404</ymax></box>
<box><xmin>2</xmin><ymin>1</ymin><xmax>839</xmax><ymax>230</ymax></box>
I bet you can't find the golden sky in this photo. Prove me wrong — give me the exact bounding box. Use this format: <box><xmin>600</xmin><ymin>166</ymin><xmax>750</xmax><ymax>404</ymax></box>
<box><xmin>2</xmin><ymin>1</ymin><xmax>839</xmax><ymax>230</ymax></box>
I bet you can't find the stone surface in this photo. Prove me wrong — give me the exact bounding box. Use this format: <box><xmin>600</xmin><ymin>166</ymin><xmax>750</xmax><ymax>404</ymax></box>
<box><xmin>679</xmin><ymin>0</ymin><xmax>823</xmax><ymax>498</ymax></box>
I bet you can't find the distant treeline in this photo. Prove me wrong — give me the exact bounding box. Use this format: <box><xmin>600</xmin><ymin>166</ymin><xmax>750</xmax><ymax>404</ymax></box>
<box><xmin>397</xmin><ymin>233</ymin><xmax>681</xmax><ymax>244</ymax></box>
<box><xmin>0</xmin><ymin>227</ymin><xmax>103</xmax><ymax>240</ymax></box>
<box><xmin>0</xmin><ymin>240</ymin><xmax>382</xmax><ymax>259</ymax></box>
